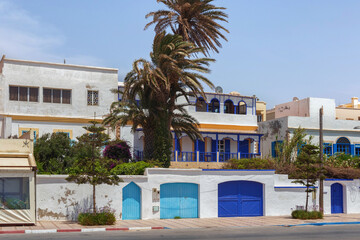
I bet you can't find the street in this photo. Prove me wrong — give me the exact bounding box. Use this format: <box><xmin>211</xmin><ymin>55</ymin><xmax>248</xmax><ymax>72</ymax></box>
<box><xmin>3</xmin><ymin>225</ymin><xmax>360</xmax><ymax>240</ymax></box>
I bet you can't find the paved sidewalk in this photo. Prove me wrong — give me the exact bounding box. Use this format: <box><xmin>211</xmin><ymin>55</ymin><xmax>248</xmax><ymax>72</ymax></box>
<box><xmin>1</xmin><ymin>214</ymin><xmax>360</xmax><ymax>234</ymax></box>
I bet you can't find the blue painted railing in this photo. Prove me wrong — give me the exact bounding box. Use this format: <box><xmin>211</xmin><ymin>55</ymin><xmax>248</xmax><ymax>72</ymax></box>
<box><xmin>199</xmin><ymin>152</ymin><xmax>217</xmax><ymax>162</ymax></box>
<box><xmin>177</xmin><ymin>152</ymin><xmax>196</xmax><ymax>162</ymax></box>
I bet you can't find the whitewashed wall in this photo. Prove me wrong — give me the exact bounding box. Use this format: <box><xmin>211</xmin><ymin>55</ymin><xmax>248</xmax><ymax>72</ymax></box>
<box><xmin>36</xmin><ymin>169</ymin><xmax>360</xmax><ymax>221</ymax></box>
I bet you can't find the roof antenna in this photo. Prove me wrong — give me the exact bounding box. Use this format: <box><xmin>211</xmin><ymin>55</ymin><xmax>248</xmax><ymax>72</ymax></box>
<box><xmin>64</xmin><ymin>59</ymin><xmax>66</xmax><ymax>64</ymax></box>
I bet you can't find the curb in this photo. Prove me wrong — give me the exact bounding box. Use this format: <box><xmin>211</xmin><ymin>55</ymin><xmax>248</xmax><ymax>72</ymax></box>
<box><xmin>0</xmin><ymin>226</ymin><xmax>166</xmax><ymax>235</ymax></box>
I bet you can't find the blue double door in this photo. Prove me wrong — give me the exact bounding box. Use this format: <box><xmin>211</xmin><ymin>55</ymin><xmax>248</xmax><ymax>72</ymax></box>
<box><xmin>218</xmin><ymin>181</ymin><xmax>263</xmax><ymax>217</ymax></box>
<box><xmin>160</xmin><ymin>183</ymin><xmax>199</xmax><ymax>219</ymax></box>
<box><xmin>331</xmin><ymin>183</ymin><xmax>344</xmax><ymax>214</ymax></box>
<box><xmin>122</xmin><ymin>182</ymin><xmax>141</xmax><ymax>220</ymax></box>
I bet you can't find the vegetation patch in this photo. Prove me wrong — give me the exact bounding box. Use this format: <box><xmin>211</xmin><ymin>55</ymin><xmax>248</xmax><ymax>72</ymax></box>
<box><xmin>222</xmin><ymin>158</ymin><xmax>275</xmax><ymax>170</ymax></box>
<box><xmin>111</xmin><ymin>161</ymin><xmax>154</xmax><ymax>175</ymax></box>
<box><xmin>291</xmin><ymin>210</ymin><xmax>323</xmax><ymax>220</ymax></box>
<box><xmin>78</xmin><ymin>211</ymin><xmax>116</xmax><ymax>226</ymax></box>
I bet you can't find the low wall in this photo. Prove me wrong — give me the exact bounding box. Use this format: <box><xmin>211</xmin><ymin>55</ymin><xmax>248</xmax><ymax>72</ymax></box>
<box><xmin>36</xmin><ymin>169</ymin><xmax>360</xmax><ymax>221</ymax></box>
<box><xmin>170</xmin><ymin>161</ymin><xmax>226</xmax><ymax>169</ymax></box>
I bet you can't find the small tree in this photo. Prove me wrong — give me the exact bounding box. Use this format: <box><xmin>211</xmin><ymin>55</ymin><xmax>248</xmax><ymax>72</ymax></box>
<box><xmin>292</xmin><ymin>144</ymin><xmax>320</xmax><ymax>211</ymax></box>
<box><xmin>66</xmin><ymin>121</ymin><xmax>122</xmax><ymax>213</ymax></box>
<box><xmin>103</xmin><ymin>140</ymin><xmax>131</xmax><ymax>164</ymax></box>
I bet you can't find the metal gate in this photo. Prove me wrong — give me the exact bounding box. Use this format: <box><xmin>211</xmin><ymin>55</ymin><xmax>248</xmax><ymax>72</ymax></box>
<box><xmin>160</xmin><ymin>183</ymin><xmax>198</xmax><ymax>219</ymax></box>
<box><xmin>218</xmin><ymin>181</ymin><xmax>263</xmax><ymax>217</ymax></box>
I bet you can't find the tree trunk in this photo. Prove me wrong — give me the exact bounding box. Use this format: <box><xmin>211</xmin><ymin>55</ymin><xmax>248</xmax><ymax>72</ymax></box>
<box><xmin>305</xmin><ymin>189</ymin><xmax>309</xmax><ymax>212</ymax></box>
<box><xmin>93</xmin><ymin>183</ymin><xmax>96</xmax><ymax>213</ymax></box>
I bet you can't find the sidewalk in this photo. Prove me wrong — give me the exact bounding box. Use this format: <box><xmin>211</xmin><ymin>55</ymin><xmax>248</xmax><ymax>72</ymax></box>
<box><xmin>1</xmin><ymin>214</ymin><xmax>360</xmax><ymax>234</ymax></box>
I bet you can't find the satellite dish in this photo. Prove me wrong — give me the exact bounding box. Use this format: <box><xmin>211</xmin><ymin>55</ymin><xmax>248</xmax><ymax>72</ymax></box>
<box><xmin>215</xmin><ymin>86</ymin><xmax>223</xmax><ymax>94</ymax></box>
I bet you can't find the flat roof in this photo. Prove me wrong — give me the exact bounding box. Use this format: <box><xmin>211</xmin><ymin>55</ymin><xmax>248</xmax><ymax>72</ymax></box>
<box><xmin>1</xmin><ymin>55</ymin><xmax>118</xmax><ymax>73</ymax></box>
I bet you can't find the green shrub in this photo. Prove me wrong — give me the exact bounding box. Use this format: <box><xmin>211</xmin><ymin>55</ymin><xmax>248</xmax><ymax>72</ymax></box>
<box><xmin>174</xmin><ymin>216</ymin><xmax>181</xmax><ymax>219</ymax></box>
<box><xmin>78</xmin><ymin>211</ymin><xmax>116</xmax><ymax>226</ymax></box>
<box><xmin>222</xmin><ymin>158</ymin><xmax>275</xmax><ymax>170</ymax></box>
<box><xmin>110</xmin><ymin>161</ymin><xmax>154</xmax><ymax>175</ymax></box>
<box><xmin>291</xmin><ymin>210</ymin><xmax>323</xmax><ymax>220</ymax></box>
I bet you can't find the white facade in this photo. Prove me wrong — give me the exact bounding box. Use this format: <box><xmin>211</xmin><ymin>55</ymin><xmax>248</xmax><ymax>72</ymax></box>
<box><xmin>36</xmin><ymin>169</ymin><xmax>360</xmax><ymax>221</ymax></box>
<box><xmin>0</xmin><ymin>56</ymin><xmax>118</xmax><ymax>140</ymax></box>
<box><xmin>259</xmin><ymin>97</ymin><xmax>360</xmax><ymax>157</ymax></box>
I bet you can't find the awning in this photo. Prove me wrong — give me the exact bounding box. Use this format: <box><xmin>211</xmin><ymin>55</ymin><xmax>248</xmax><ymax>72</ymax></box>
<box><xmin>0</xmin><ymin>153</ymin><xmax>36</xmax><ymax>170</ymax></box>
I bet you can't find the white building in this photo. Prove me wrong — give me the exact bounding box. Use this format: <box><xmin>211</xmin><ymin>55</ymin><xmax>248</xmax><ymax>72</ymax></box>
<box><xmin>259</xmin><ymin>97</ymin><xmax>360</xmax><ymax>158</ymax></box>
<box><xmin>118</xmin><ymin>84</ymin><xmax>266</xmax><ymax>168</ymax></box>
<box><xmin>0</xmin><ymin>56</ymin><xmax>118</xmax><ymax>140</ymax></box>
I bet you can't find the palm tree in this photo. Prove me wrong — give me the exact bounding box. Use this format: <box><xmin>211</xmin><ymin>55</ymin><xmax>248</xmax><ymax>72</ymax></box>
<box><xmin>145</xmin><ymin>0</ymin><xmax>229</xmax><ymax>55</ymax></box>
<box><xmin>150</xmin><ymin>32</ymin><xmax>215</xmax><ymax>132</ymax></box>
<box><xmin>103</xmin><ymin>57</ymin><xmax>203</xmax><ymax>164</ymax></box>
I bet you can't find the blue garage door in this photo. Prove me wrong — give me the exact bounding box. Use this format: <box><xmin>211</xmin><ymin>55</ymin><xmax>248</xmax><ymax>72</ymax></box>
<box><xmin>218</xmin><ymin>181</ymin><xmax>263</xmax><ymax>217</ymax></box>
<box><xmin>331</xmin><ymin>183</ymin><xmax>343</xmax><ymax>214</ymax></box>
<box><xmin>122</xmin><ymin>182</ymin><xmax>141</xmax><ymax>220</ymax></box>
<box><xmin>160</xmin><ymin>183</ymin><xmax>198</xmax><ymax>219</ymax></box>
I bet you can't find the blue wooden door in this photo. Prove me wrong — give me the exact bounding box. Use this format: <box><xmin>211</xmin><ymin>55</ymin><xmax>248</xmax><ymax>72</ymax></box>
<box><xmin>160</xmin><ymin>183</ymin><xmax>198</xmax><ymax>219</ymax></box>
<box><xmin>218</xmin><ymin>181</ymin><xmax>263</xmax><ymax>217</ymax></box>
<box><xmin>331</xmin><ymin>183</ymin><xmax>343</xmax><ymax>214</ymax></box>
<box><xmin>122</xmin><ymin>182</ymin><xmax>141</xmax><ymax>220</ymax></box>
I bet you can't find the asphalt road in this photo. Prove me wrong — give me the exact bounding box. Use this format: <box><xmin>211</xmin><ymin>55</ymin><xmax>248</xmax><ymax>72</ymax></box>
<box><xmin>3</xmin><ymin>225</ymin><xmax>360</xmax><ymax>240</ymax></box>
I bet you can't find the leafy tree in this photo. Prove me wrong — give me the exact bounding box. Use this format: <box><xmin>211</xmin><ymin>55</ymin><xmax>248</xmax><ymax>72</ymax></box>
<box><xmin>145</xmin><ymin>0</ymin><xmax>229</xmax><ymax>55</ymax></box>
<box><xmin>34</xmin><ymin>132</ymin><xmax>74</xmax><ymax>174</ymax></box>
<box><xmin>292</xmin><ymin>144</ymin><xmax>320</xmax><ymax>212</ymax></box>
<box><xmin>66</xmin><ymin>121</ymin><xmax>122</xmax><ymax>213</ymax></box>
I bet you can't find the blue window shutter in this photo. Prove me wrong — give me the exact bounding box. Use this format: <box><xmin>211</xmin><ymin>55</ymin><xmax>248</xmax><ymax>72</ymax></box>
<box><xmin>225</xmin><ymin>139</ymin><xmax>230</xmax><ymax>153</ymax></box>
<box><xmin>350</xmin><ymin>144</ymin><xmax>355</xmax><ymax>156</ymax></box>
<box><xmin>198</xmin><ymin>140</ymin><xmax>205</xmax><ymax>153</ymax></box>
<box><xmin>333</xmin><ymin>144</ymin><xmax>337</xmax><ymax>155</ymax></box>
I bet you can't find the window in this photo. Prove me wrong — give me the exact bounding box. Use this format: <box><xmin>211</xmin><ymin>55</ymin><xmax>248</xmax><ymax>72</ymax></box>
<box><xmin>257</xmin><ymin>114</ymin><xmax>263</xmax><ymax>122</ymax></box>
<box><xmin>237</xmin><ymin>101</ymin><xmax>247</xmax><ymax>115</ymax></box>
<box><xmin>209</xmin><ymin>99</ymin><xmax>220</xmax><ymax>113</ymax></box>
<box><xmin>196</xmin><ymin>97</ymin><xmax>207</xmax><ymax>112</ymax></box>
<box><xmin>218</xmin><ymin>140</ymin><xmax>225</xmax><ymax>153</ymax></box>
<box><xmin>336</xmin><ymin>137</ymin><xmax>350</xmax><ymax>154</ymax></box>
<box><xmin>224</xmin><ymin>100</ymin><xmax>234</xmax><ymax>114</ymax></box>
<box><xmin>9</xmin><ymin>86</ymin><xmax>39</xmax><ymax>102</ymax></box>
<box><xmin>355</xmin><ymin>145</ymin><xmax>360</xmax><ymax>156</ymax></box>
<box><xmin>43</xmin><ymin>88</ymin><xmax>71</xmax><ymax>104</ymax></box>
<box><xmin>19</xmin><ymin>128</ymin><xmax>39</xmax><ymax>142</ymax></box>
<box><xmin>0</xmin><ymin>177</ymin><xmax>30</xmax><ymax>210</ymax></box>
<box><xmin>53</xmin><ymin>129</ymin><xmax>73</xmax><ymax>139</ymax></box>
<box><xmin>87</xmin><ymin>90</ymin><xmax>99</xmax><ymax>106</ymax></box>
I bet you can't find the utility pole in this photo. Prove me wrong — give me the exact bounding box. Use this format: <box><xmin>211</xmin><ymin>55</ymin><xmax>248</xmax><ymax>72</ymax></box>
<box><xmin>319</xmin><ymin>107</ymin><xmax>324</xmax><ymax>214</ymax></box>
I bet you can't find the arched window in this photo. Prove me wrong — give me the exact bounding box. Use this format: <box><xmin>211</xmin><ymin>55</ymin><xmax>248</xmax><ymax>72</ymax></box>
<box><xmin>209</xmin><ymin>98</ymin><xmax>220</xmax><ymax>113</ymax></box>
<box><xmin>237</xmin><ymin>101</ymin><xmax>247</xmax><ymax>115</ymax></box>
<box><xmin>196</xmin><ymin>97</ymin><xmax>207</xmax><ymax>112</ymax></box>
<box><xmin>336</xmin><ymin>137</ymin><xmax>350</xmax><ymax>154</ymax></box>
<box><xmin>224</xmin><ymin>99</ymin><xmax>234</xmax><ymax>114</ymax></box>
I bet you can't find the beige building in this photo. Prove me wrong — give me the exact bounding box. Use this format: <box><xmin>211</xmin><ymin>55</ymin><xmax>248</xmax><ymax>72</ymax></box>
<box><xmin>336</xmin><ymin>97</ymin><xmax>360</xmax><ymax>121</ymax></box>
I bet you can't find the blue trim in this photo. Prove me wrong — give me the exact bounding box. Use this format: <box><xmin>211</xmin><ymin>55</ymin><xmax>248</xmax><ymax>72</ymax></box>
<box><xmin>274</xmin><ymin>186</ymin><xmax>318</xmax><ymax>189</ymax></box>
<box><xmin>325</xmin><ymin>179</ymin><xmax>353</xmax><ymax>181</ymax></box>
<box><xmin>281</xmin><ymin>221</ymin><xmax>360</xmax><ymax>227</ymax></box>
<box><xmin>202</xmin><ymin>169</ymin><xmax>275</xmax><ymax>171</ymax></box>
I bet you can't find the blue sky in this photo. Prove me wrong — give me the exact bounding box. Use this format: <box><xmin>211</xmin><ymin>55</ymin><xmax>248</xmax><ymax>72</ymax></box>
<box><xmin>1</xmin><ymin>0</ymin><xmax>360</xmax><ymax>108</ymax></box>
